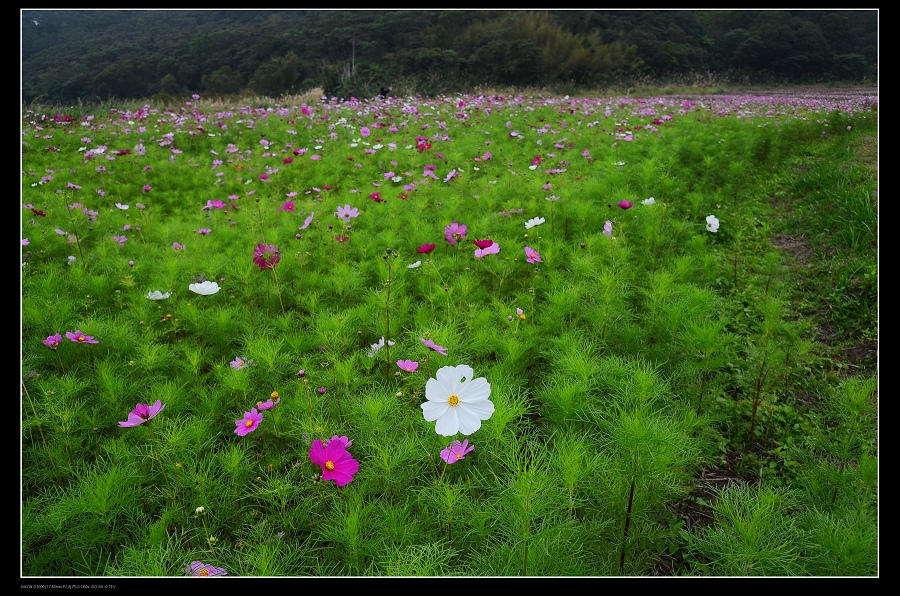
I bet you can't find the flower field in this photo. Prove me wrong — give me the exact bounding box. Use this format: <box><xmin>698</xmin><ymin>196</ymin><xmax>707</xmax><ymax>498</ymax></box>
<box><xmin>21</xmin><ymin>88</ymin><xmax>878</xmax><ymax>577</ymax></box>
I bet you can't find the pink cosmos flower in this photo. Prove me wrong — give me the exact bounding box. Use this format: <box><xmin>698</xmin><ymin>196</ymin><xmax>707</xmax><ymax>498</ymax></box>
<box><xmin>230</xmin><ymin>356</ymin><xmax>253</xmax><ymax>370</ymax></box>
<box><xmin>252</xmin><ymin>243</ymin><xmax>281</xmax><ymax>270</ymax></box>
<box><xmin>440</xmin><ymin>439</ymin><xmax>474</xmax><ymax>464</ymax></box>
<box><xmin>173</xmin><ymin>242</ymin><xmax>185</xmax><ymax>251</ymax></box>
<box><xmin>617</xmin><ymin>199</ymin><xmax>634</xmax><ymax>210</ymax></box>
<box><xmin>360</xmin><ymin>126</ymin><xmax>371</xmax><ymax>138</ymax></box>
<box><xmin>300</xmin><ymin>211</ymin><xmax>315</xmax><ymax>230</ymax></box>
<box><xmin>370</xmin><ymin>192</ymin><xmax>383</xmax><ymax>202</ymax></box>
<box><xmin>282</xmin><ymin>201</ymin><xmax>295</xmax><ymax>212</ymax></box>
<box><xmin>474</xmin><ymin>241</ymin><xmax>500</xmax><ymax>258</ymax></box>
<box><xmin>603</xmin><ymin>220</ymin><xmax>613</xmax><ymax>238</ymax></box>
<box><xmin>184</xmin><ymin>561</ymin><xmax>227</xmax><ymax>577</ymax></box>
<box><xmin>421</xmin><ymin>338</ymin><xmax>448</xmax><ymax>356</ymax></box>
<box><xmin>112</xmin><ymin>235</ymin><xmax>127</xmax><ymax>246</ymax></box>
<box><xmin>197</xmin><ymin>228</ymin><xmax>211</xmax><ymax>235</ymax></box>
<box><xmin>417</xmin><ymin>243</ymin><xmax>436</xmax><ymax>254</ymax></box>
<box><xmin>22</xmin><ymin>238</ymin><xmax>30</xmax><ymax>246</ymax></box>
<box><xmin>335</xmin><ymin>205</ymin><xmax>359</xmax><ymax>221</ymax></box>
<box><xmin>43</xmin><ymin>333</ymin><xmax>62</xmax><ymax>350</ymax></box>
<box><xmin>235</xmin><ymin>408</ymin><xmax>263</xmax><ymax>436</ymax></box>
<box><xmin>397</xmin><ymin>359</ymin><xmax>419</xmax><ymax>373</ymax></box>
<box><xmin>204</xmin><ymin>199</ymin><xmax>225</xmax><ymax>211</ymax></box>
<box><xmin>66</xmin><ymin>330</ymin><xmax>98</xmax><ymax>344</ymax></box>
<box><xmin>143</xmin><ymin>185</ymin><xmax>151</xmax><ymax>193</ymax></box>
<box><xmin>445</xmin><ymin>222</ymin><xmax>467</xmax><ymax>246</ymax></box>
<box><xmin>256</xmin><ymin>395</ymin><xmax>281</xmax><ymax>410</ymax></box>
<box><xmin>118</xmin><ymin>400</ymin><xmax>166</xmax><ymax>427</ymax></box>
<box><xmin>524</xmin><ymin>246</ymin><xmax>543</xmax><ymax>264</ymax></box>
<box><xmin>309</xmin><ymin>438</ymin><xmax>359</xmax><ymax>487</ymax></box>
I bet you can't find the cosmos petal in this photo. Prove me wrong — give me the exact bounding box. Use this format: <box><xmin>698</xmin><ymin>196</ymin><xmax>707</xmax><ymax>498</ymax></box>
<box><xmin>421</xmin><ymin>400</ymin><xmax>449</xmax><ymax>422</ymax></box>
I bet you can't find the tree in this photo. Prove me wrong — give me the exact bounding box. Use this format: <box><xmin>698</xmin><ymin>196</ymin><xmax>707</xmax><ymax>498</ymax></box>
<box><xmin>249</xmin><ymin>52</ymin><xmax>301</xmax><ymax>97</ymax></box>
<box><xmin>202</xmin><ymin>67</ymin><xmax>244</xmax><ymax>96</ymax></box>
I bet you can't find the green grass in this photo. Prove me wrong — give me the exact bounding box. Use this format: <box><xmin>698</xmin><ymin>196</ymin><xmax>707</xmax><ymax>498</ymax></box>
<box><xmin>21</xmin><ymin>89</ymin><xmax>878</xmax><ymax>577</ymax></box>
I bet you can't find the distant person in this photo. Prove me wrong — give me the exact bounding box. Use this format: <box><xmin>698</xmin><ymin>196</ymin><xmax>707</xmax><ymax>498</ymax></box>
<box><xmin>379</xmin><ymin>85</ymin><xmax>391</xmax><ymax>99</ymax></box>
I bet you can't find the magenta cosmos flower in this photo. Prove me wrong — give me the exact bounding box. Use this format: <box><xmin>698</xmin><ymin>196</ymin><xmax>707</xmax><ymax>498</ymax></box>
<box><xmin>235</xmin><ymin>408</ymin><xmax>263</xmax><ymax>436</ymax></box>
<box><xmin>43</xmin><ymin>333</ymin><xmax>62</xmax><ymax>350</ymax></box>
<box><xmin>444</xmin><ymin>222</ymin><xmax>467</xmax><ymax>246</ymax></box>
<box><xmin>309</xmin><ymin>438</ymin><xmax>359</xmax><ymax>487</ymax></box>
<box><xmin>524</xmin><ymin>246</ymin><xmax>543</xmax><ymax>264</ymax></box>
<box><xmin>252</xmin><ymin>243</ymin><xmax>281</xmax><ymax>270</ymax></box>
<box><xmin>184</xmin><ymin>560</ymin><xmax>227</xmax><ymax>577</ymax></box>
<box><xmin>440</xmin><ymin>439</ymin><xmax>475</xmax><ymax>464</ymax></box>
<box><xmin>325</xmin><ymin>435</ymin><xmax>353</xmax><ymax>448</ymax></box>
<box><xmin>417</xmin><ymin>243</ymin><xmax>436</xmax><ymax>254</ymax></box>
<box><xmin>617</xmin><ymin>199</ymin><xmax>634</xmax><ymax>210</ymax></box>
<box><xmin>118</xmin><ymin>399</ymin><xmax>166</xmax><ymax>427</ymax></box>
<box><xmin>421</xmin><ymin>338</ymin><xmax>448</xmax><ymax>356</ymax></box>
<box><xmin>397</xmin><ymin>359</ymin><xmax>419</xmax><ymax>372</ymax></box>
<box><xmin>66</xmin><ymin>330</ymin><xmax>98</xmax><ymax>344</ymax></box>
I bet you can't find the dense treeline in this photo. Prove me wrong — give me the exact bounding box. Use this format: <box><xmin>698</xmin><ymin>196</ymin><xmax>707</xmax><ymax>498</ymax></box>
<box><xmin>22</xmin><ymin>9</ymin><xmax>877</xmax><ymax>104</ymax></box>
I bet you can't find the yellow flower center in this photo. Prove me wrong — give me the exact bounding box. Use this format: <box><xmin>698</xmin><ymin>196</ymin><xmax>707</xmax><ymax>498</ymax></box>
<box><xmin>245</xmin><ymin>420</ymin><xmax>253</xmax><ymax>427</ymax></box>
<box><xmin>325</xmin><ymin>460</ymin><xmax>335</xmax><ymax>471</ymax></box>
<box><xmin>256</xmin><ymin>401</ymin><xmax>263</xmax><ymax>407</ymax></box>
<box><xmin>455</xmin><ymin>452</ymin><xmax>463</xmax><ymax>459</ymax></box>
<box><xmin>519</xmin><ymin>314</ymin><xmax>526</xmax><ymax>320</ymax></box>
<box><xmin>77</xmin><ymin>335</ymin><xmax>85</xmax><ymax>341</ymax></box>
<box><xmin>271</xmin><ymin>391</ymin><xmax>279</xmax><ymax>399</ymax></box>
<box><xmin>199</xmin><ymin>569</ymin><xmax>209</xmax><ymax>576</ymax></box>
<box><xmin>448</xmin><ymin>394</ymin><xmax>460</xmax><ymax>406</ymax></box>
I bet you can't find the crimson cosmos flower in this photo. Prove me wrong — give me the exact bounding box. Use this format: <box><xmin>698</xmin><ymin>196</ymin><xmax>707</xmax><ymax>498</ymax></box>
<box><xmin>252</xmin><ymin>243</ymin><xmax>281</xmax><ymax>270</ymax></box>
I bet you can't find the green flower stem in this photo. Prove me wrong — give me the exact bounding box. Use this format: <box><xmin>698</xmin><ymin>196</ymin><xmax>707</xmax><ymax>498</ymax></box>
<box><xmin>619</xmin><ymin>453</ymin><xmax>639</xmax><ymax>575</ymax></box>
<box><xmin>270</xmin><ymin>266</ymin><xmax>286</xmax><ymax>316</ymax></box>
<box><xmin>301</xmin><ymin>379</ymin><xmax>314</xmax><ymax>429</ymax></box>
<box><xmin>21</xmin><ymin>381</ymin><xmax>62</xmax><ymax>485</ymax></box>
<box><xmin>147</xmin><ymin>420</ymin><xmax>176</xmax><ymax>506</ymax></box>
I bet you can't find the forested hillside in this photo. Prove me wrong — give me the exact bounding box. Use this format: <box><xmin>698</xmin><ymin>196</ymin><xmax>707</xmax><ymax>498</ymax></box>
<box><xmin>22</xmin><ymin>9</ymin><xmax>878</xmax><ymax>104</ymax></box>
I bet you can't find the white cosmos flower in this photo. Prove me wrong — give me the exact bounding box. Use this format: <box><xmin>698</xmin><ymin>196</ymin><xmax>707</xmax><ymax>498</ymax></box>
<box><xmin>421</xmin><ymin>364</ymin><xmax>494</xmax><ymax>436</ymax></box>
<box><xmin>408</xmin><ymin>260</ymin><xmax>421</xmax><ymax>269</ymax></box>
<box><xmin>367</xmin><ymin>336</ymin><xmax>395</xmax><ymax>358</ymax></box>
<box><xmin>706</xmin><ymin>214</ymin><xmax>720</xmax><ymax>233</ymax></box>
<box><xmin>189</xmin><ymin>280</ymin><xmax>221</xmax><ymax>295</ymax></box>
<box><xmin>524</xmin><ymin>216</ymin><xmax>546</xmax><ymax>229</ymax></box>
<box><xmin>147</xmin><ymin>290</ymin><xmax>171</xmax><ymax>300</ymax></box>
<box><xmin>642</xmin><ymin>197</ymin><xmax>656</xmax><ymax>205</ymax></box>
